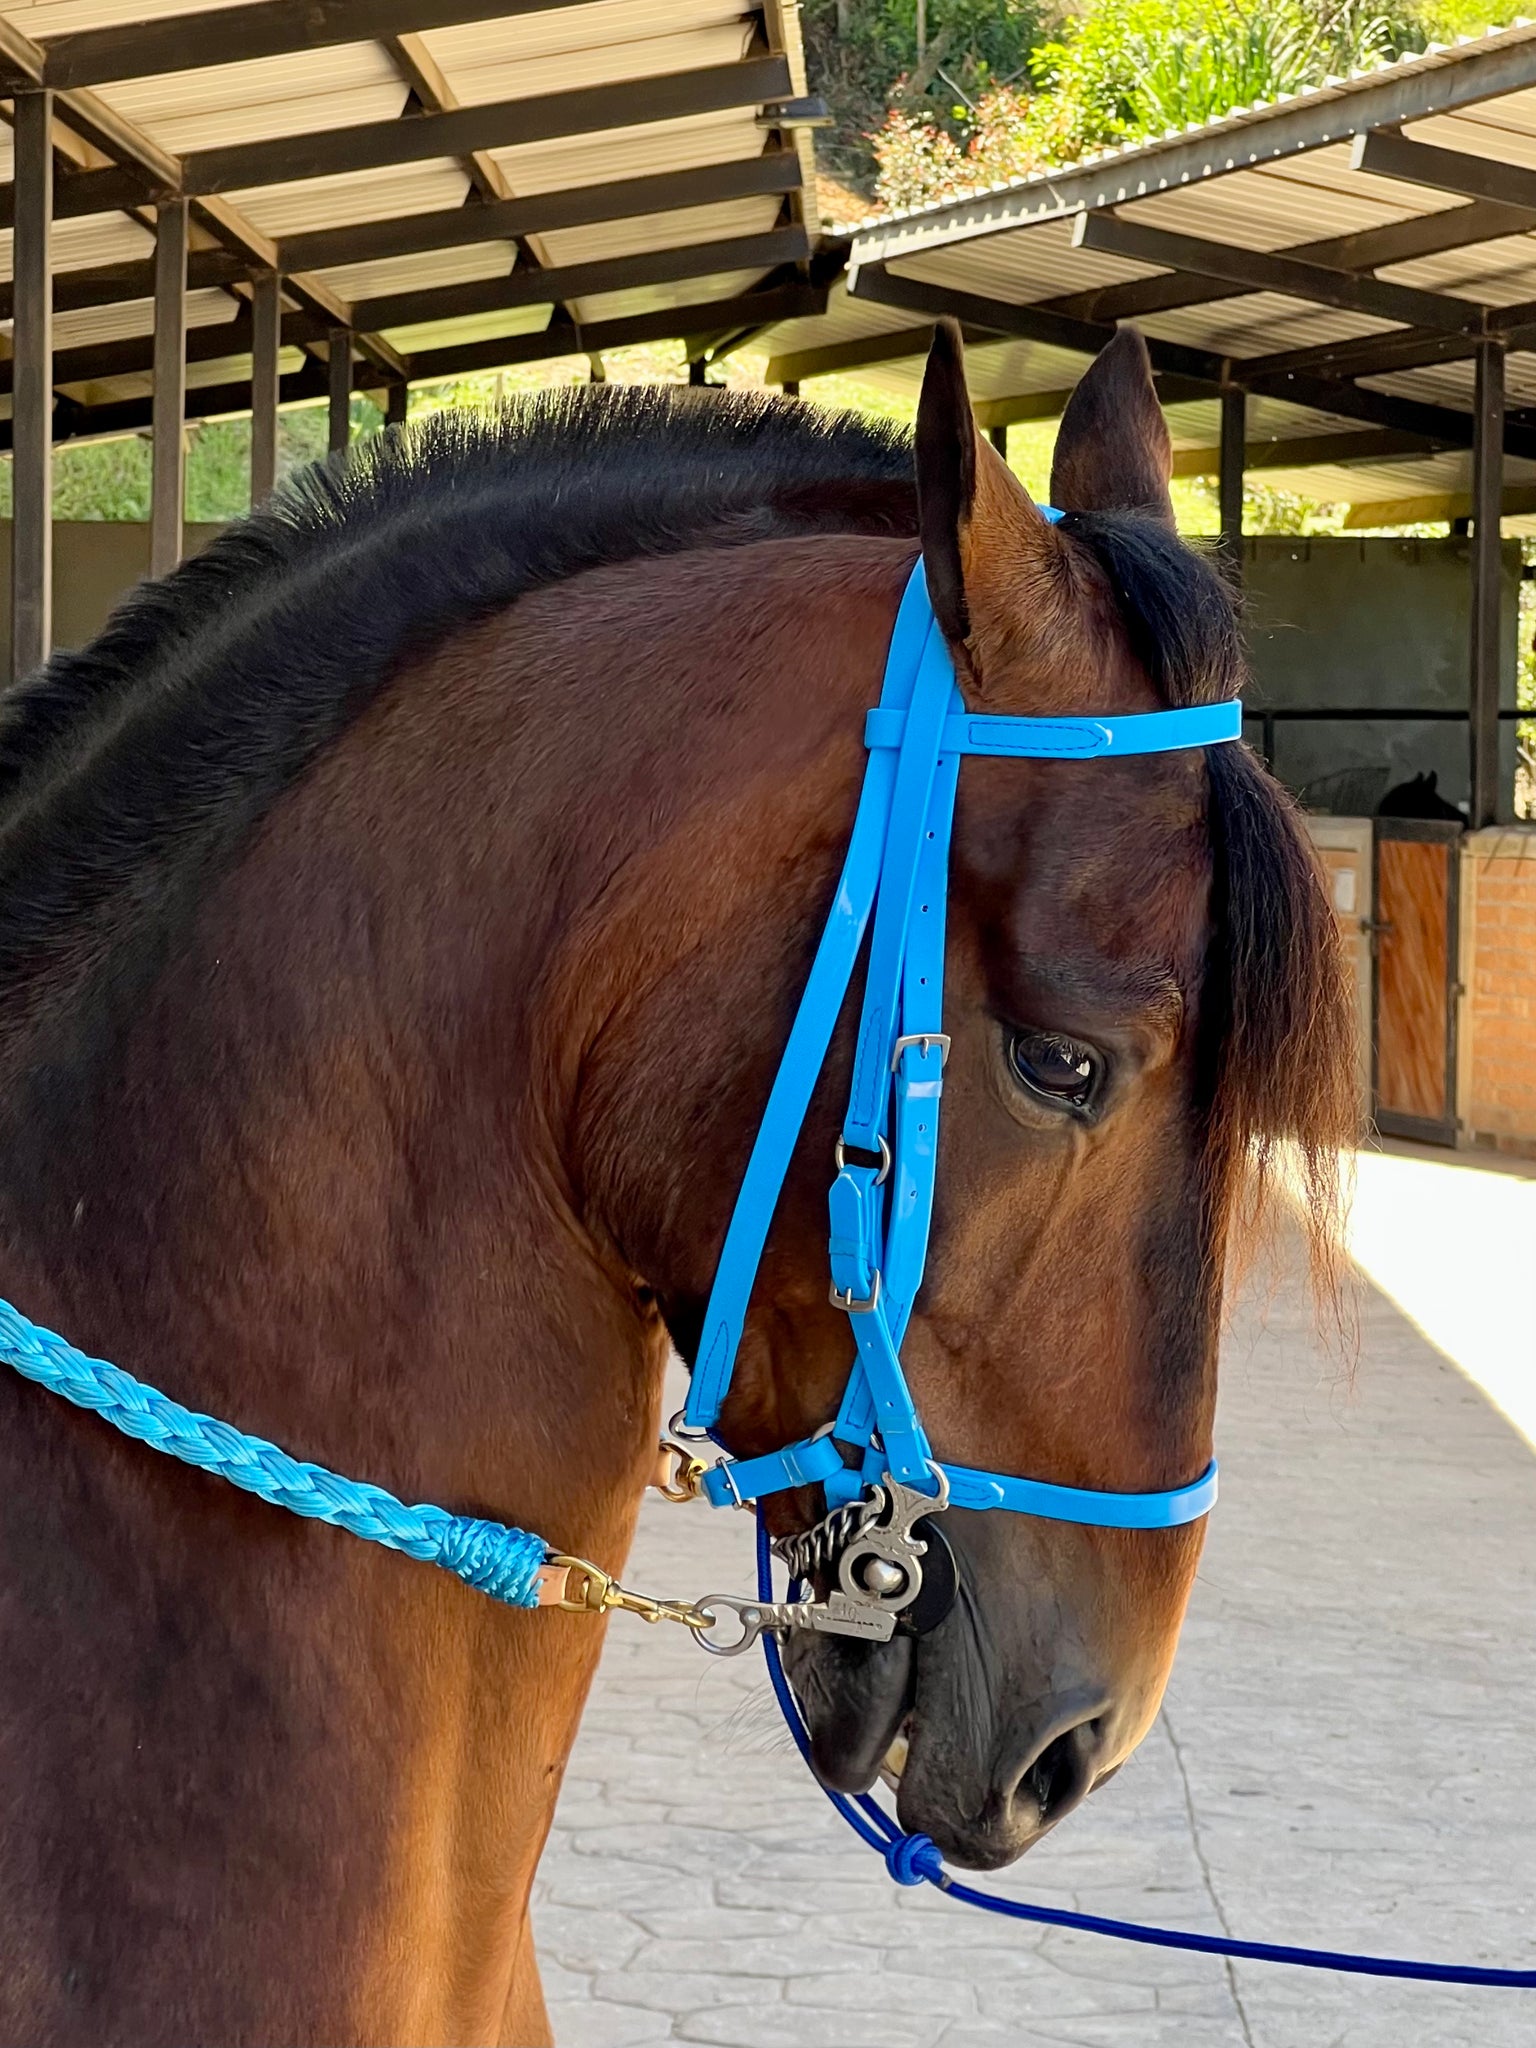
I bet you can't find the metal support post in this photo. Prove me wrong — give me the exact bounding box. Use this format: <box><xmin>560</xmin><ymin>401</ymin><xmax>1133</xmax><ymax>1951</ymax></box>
<box><xmin>385</xmin><ymin>380</ymin><xmax>408</xmax><ymax>429</ymax></box>
<box><xmin>1470</xmin><ymin>339</ymin><xmax>1505</xmax><ymax>827</ymax></box>
<box><xmin>1218</xmin><ymin>385</ymin><xmax>1246</xmax><ymax>580</ymax></box>
<box><xmin>150</xmin><ymin>198</ymin><xmax>189</xmax><ymax>579</ymax></box>
<box><xmin>12</xmin><ymin>90</ymin><xmax>53</xmax><ymax>678</ymax></box>
<box><xmin>327</xmin><ymin>329</ymin><xmax>351</xmax><ymax>455</ymax></box>
<box><xmin>988</xmin><ymin>423</ymin><xmax>1008</xmax><ymax>458</ymax></box>
<box><xmin>250</xmin><ymin>271</ymin><xmax>281</xmax><ymax>506</ymax></box>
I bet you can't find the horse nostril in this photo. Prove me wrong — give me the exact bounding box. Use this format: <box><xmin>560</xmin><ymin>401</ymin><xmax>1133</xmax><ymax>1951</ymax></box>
<box><xmin>1013</xmin><ymin>1718</ymin><xmax>1098</xmax><ymax>1833</ymax></box>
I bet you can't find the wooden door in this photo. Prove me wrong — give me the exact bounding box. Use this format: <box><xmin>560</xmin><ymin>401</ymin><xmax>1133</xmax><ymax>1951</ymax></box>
<box><xmin>1372</xmin><ymin>819</ymin><xmax>1460</xmax><ymax>1144</ymax></box>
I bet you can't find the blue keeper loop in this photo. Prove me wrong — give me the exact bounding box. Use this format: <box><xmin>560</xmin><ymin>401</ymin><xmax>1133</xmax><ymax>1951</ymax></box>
<box><xmin>864</xmin><ymin>699</ymin><xmax>1244</xmax><ymax>759</ymax></box>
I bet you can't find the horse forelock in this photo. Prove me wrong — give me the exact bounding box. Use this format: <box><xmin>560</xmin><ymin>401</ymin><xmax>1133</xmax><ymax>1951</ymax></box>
<box><xmin>1058</xmin><ymin>508</ymin><xmax>1358</xmax><ymax>1295</ymax></box>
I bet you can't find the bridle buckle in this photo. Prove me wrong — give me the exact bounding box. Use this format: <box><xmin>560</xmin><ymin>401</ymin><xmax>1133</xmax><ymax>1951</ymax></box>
<box><xmin>891</xmin><ymin>1031</ymin><xmax>950</xmax><ymax>1071</ymax></box>
<box><xmin>829</xmin><ymin>1271</ymin><xmax>881</xmax><ymax>1315</ymax></box>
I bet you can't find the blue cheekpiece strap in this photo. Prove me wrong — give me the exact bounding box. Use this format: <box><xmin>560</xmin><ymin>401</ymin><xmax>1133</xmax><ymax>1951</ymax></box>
<box><xmin>687</xmin><ymin>547</ymin><xmax>1240</xmax><ymax>1533</ymax></box>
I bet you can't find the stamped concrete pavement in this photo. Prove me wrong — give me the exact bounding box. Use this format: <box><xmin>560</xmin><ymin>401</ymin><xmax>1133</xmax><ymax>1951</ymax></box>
<box><xmin>534</xmin><ymin>1149</ymin><xmax>1536</xmax><ymax>2048</ymax></box>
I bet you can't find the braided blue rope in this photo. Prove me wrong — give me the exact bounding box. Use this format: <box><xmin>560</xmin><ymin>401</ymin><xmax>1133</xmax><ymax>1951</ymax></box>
<box><xmin>0</xmin><ymin>1298</ymin><xmax>547</xmax><ymax>1607</ymax></box>
<box><xmin>754</xmin><ymin>1520</ymin><xmax>1536</xmax><ymax>1988</ymax></box>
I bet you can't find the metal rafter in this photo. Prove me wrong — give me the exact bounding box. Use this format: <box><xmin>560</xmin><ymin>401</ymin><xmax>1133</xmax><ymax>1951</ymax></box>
<box><xmin>7</xmin><ymin>282</ymin><xmax>828</xmax><ymax>446</ymax></box>
<box><xmin>351</xmin><ymin>225</ymin><xmax>810</xmax><ymax>331</ymax></box>
<box><xmin>177</xmin><ymin>56</ymin><xmax>793</xmax><ymax>195</ymax></box>
<box><xmin>1071</xmin><ymin>209</ymin><xmax>1482</xmax><ymax>334</ymax></box>
<box><xmin>275</xmin><ymin>151</ymin><xmax>801</xmax><ymax>276</ymax></box>
<box><xmin>28</xmin><ymin>0</ymin><xmax>581</xmax><ymax>90</ymax></box>
<box><xmin>382</xmin><ymin>31</ymin><xmax>512</xmax><ymax>206</ymax></box>
<box><xmin>1353</xmin><ymin>127</ymin><xmax>1536</xmax><ymax>214</ymax></box>
<box><xmin>1170</xmin><ymin>427</ymin><xmax>1450</xmax><ymax>476</ymax></box>
<box><xmin>1048</xmin><ymin>197</ymin><xmax>1536</xmax><ymax>328</ymax></box>
<box><xmin>848</xmin><ymin>259</ymin><xmax>1536</xmax><ymax>460</ymax></box>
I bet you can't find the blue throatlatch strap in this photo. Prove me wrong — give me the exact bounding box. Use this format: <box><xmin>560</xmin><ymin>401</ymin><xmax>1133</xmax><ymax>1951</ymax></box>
<box><xmin>691</xmin><ymin>546</ymin><xmax>1242</xmax><ymax>1530</ymax></box>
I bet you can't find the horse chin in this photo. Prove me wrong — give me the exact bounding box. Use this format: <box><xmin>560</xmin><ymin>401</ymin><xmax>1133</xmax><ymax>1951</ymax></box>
<box><xmin>782</xmin><ymin>1630</ymin><xmax>915</xmax><ymax>1795</ymax></box>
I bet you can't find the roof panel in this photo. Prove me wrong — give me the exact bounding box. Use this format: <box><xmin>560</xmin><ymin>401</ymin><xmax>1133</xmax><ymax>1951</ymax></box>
<box><xmin>316</xmin><ymin>241</ymin><xmax>518</xmax><ymax>304</ymax></box>
<box><xmin>94</xmin><ymin>49</ymin><xmax>409</xmax><ymax>156</ymax></box>
<box><xmin>35</xmin><ymin>284</ymin><xmax>237</xmax><ymax>352</ymax></box>
<box><xmin>537</xmin><ymin>193</ymin><xmax>782</xmax><ymax>269</ymax></box>
<box><xmin>12</xmin><ymin>0</ymin><xmax>251</xmax><ymax>34</ymax></box>
<box><xmin>490</xmin><ymin>105</ymin><xmax>764</xmax><ymax>192</ymax></box>
<box><xmin>226</xmin><ymin>160</ymin><xmax>471</xmax><ymax>237</ymax></box>
<box><xmin>380</xmin><ymin>303</ymin><xmax>553</xmax><ymax>354</ymax></box>
<box><xmin>421</xmin><ymin>0</ymin><xmax>752</xmax><ymax>73</ymax></box>
<box><xmin>432</xmin><ymin>20</ymin><xmax>753</xmax><ymax>111</ymax></box>
<box><xmin>569</xmin><ymin>263</ymin><xmax>771</xmax><ymax>322</ymax></box>
<box><xmin>896</xmin><ymin>218</ymin><xmax>1149</xmax><ymax>306</ymax></box>
<box><xmin>0</xmin><ymin>208</ymin><xmax>152</xmax><ymax>284</ymax></box>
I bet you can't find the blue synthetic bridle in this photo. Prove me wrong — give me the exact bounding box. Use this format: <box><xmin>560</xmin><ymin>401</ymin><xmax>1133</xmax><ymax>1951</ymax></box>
<box><xmin>1</xmin><ymin>540</ymin><xmax>1530</xmax><ymax>1987</ymax></box>
<box><xmin>677</xmin><ymin>549</ymin><xmax>1232</xmax><ymax>1534</ymax></box>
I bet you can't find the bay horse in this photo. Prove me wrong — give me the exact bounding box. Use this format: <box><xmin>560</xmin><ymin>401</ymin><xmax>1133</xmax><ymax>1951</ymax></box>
<box><xmin>0</xmin><ymin>323</ymin><xmax>1354</xmax><ymax>2046</ymax></box>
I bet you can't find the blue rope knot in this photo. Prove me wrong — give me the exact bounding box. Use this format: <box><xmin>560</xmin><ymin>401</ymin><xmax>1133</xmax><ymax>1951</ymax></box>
<box><xmin>885</xmin><ymin>1832</ymin><xmax>943</xmax><ymax>1887</ymax></box>
<box><xmin>434</xmin><ymin>1514</ymin><xmax>546</xmax><ymax>1608</ymax></box>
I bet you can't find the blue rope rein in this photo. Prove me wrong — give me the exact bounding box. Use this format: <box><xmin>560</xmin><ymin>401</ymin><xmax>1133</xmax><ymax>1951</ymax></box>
<box><xmin>0</xmin><ymin>1299</ymin><xmax>547</xmax><ymax>1607</ymax></box>
<box><xmin>754</xmin><ymin>1521</ymin><xmax>1536</xmax><ymax>1989</ymax></box>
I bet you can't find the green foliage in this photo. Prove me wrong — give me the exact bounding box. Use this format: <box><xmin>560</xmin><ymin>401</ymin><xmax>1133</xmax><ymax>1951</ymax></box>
<box><xmin>870</xmin><ymin>0</ymin><xmax>1432</xmax><ymax>206</ymax></box>
<box><xmin>802</xmin><ymin>0</ymin><xmax>1048</xmax><ymax>190</ymax></box>
<box><xmin>1022</xmin><ymin>2</ymin><xmax>1421</xmax><ymax>164</ymax></box>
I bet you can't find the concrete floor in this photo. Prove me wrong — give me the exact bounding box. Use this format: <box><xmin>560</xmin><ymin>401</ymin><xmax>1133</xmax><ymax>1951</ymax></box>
<box><xmin>533</xmin><ymin>1148</ymin><xmax>1536</xmax><ymax>2047</ymax></box>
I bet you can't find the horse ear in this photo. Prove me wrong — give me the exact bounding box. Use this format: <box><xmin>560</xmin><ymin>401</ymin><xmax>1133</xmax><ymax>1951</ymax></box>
<box><xmin>915</xmin><ymin>319</ymin><xmax>1063</xmax><ymax>667</ymax></box>
<box><xmin>1049</xmin><ymin>326</ymin><xmax>1175</xmax><ymax>526</ymax></box>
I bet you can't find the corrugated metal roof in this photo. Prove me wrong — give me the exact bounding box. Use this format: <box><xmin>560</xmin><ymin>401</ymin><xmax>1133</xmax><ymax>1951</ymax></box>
<box><xmin>0</xmin><ymin>0</ymin><xmax>818</xmax><ymax>440</ymax></box>
<box><xmin>752</xmin><ymin>21</ymin><xmax>1536</xmax><ymax>526</ymax></box>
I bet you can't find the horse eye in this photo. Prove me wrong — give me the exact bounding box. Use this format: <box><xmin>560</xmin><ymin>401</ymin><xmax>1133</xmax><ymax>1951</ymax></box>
<box><xmin>1009</xmin><ymin>1029</ymin><xmax>1102</xmax><ymax>1112</ymax></box>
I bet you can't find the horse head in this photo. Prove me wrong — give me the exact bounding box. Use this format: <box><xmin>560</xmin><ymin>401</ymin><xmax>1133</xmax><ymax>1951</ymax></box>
<box><xmin>643</xmin><ymin>325</ymin><xmax>1356</xmax><ymax>1871</ymax></box>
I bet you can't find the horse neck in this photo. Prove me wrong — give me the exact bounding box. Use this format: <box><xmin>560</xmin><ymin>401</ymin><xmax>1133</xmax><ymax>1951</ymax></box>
<box><xmin>0</xmin><ymin>530</ymin><xmax>910</xmax><ymax>2041</ymax></box>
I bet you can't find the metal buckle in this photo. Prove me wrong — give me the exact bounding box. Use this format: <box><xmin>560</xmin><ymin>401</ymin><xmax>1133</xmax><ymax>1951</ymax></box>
<box><xmin>833</xmin><ymin>1133</ymin><xmax>891</xmax><ymax>1184</ymax></box>
<box><xmin>829</xmin><ymin>1270</ymin><xmax>881</xmax><ymax>1315</ymax></box>
<box><xmin>891</xmin><ymin>1032</ymin><xmax>950</xmax><ymax>1071</ymax></box>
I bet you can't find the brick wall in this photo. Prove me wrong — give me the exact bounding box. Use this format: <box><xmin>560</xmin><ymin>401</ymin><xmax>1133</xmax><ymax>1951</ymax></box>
<box><xmin>1460</xmin><ymin>827</ymin><xmax>1536</xmax><ymax>1159</ymax></box>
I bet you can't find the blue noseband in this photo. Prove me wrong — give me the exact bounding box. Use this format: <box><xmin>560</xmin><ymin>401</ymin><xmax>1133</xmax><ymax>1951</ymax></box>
<box><xmin>682</xmin><ymin>551</ymin><xmax>1239</xmax><ymax>1530</ymax></box>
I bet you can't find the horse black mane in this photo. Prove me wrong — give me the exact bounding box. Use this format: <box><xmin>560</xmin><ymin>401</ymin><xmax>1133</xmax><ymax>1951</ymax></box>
<box><xmin>0</xmin><ymin>384</ymin><xmax>1351</xmax><ymax>1237</ymax></box>
<box><xmin>0</xmin><ymin>388</ymin><xmax>913</xmax><ymax>1062</ymax></box>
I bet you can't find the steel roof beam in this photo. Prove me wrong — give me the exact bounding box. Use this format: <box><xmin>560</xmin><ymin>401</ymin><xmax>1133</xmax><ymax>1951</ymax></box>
<box><xmin>278</xmin><ymin>151</ymin><xmax>800</xmax><ymax>274</ymax></box>
<box><xmin>849</xmin><ymin>258</ymin><xmax>1536</xmax><ymax>459</ymax></box>
<box><xmin>1053</xmin><ymin>199</ymin><xmax>1536</xmax><ymax>328</ymax></box>
<box><xmin>0</xmin><ymin>245</ymin><xmax>247</xmax><ymax>321</ymax></box>
<box><xmin>1353</xmin><ymin>128</ymin><xmax>1536</xmax><ymax>215</ymax></box>
<box><xmin>851</xmin><ymin>27</ymin><xmax>1536</xmax><ymax>264</ymax></box>
<box><xmin>32</xmin><ymin>0</ymin><xmax>583</xmax><ymax>90</ymax></box>
<box><xmin>351</xmin><ymin>224</ymin><xmax>809</xmax><ymax>331</ymax></box>
<box><xmin>38</xmin><ymin>358</ymin><xmax>333</xmax><ymax>452</ymax></box>
<box><xmin>1072</xmin><ymin>210</ymin><xmax>1482</xmax><ymax>333</ymax></box>
<box><xmin>1234</xmin><ymin>286</ymin><xmax>1536</xmax><ymax>389</ymax></box>
<box><xmin>178</xmin><ymin>55</ymin><xmax>793</xmax><ymax>195</ymax></box>
<box><xmin>401</xmin><ymin>280</ymin><xmax>826</xmax><ymax>380</ymax></box>
<box><xmin>1341</xmin><ymin>481</ymin><xmax>1536</xmax><ymax>527</ymax></box>
<box><xmin>0</xmin><ymin>162</ymin><xmax>154</xmax><ymax>227</ymax></box>
<box><xmin>848</xmin><ymin>260</ymin><xmax>1230</xmax><ymax>387</ymax></box>
<box><xmin>31</xmin><ymin>282</ymin><xmax>825</xmax><ymax>418</ymax></box>
<box><xmin>1170</xmin><ymin>426</ymin><xmax>1449</xmax><ymax>477</ymax></box>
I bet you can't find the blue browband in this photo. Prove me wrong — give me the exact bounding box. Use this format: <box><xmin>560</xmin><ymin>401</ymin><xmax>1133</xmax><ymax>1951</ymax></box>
<box><xmin>684</xmin><ymin>551</ymin><xmax>1240</xmax><ymax>1530</ymax></box>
